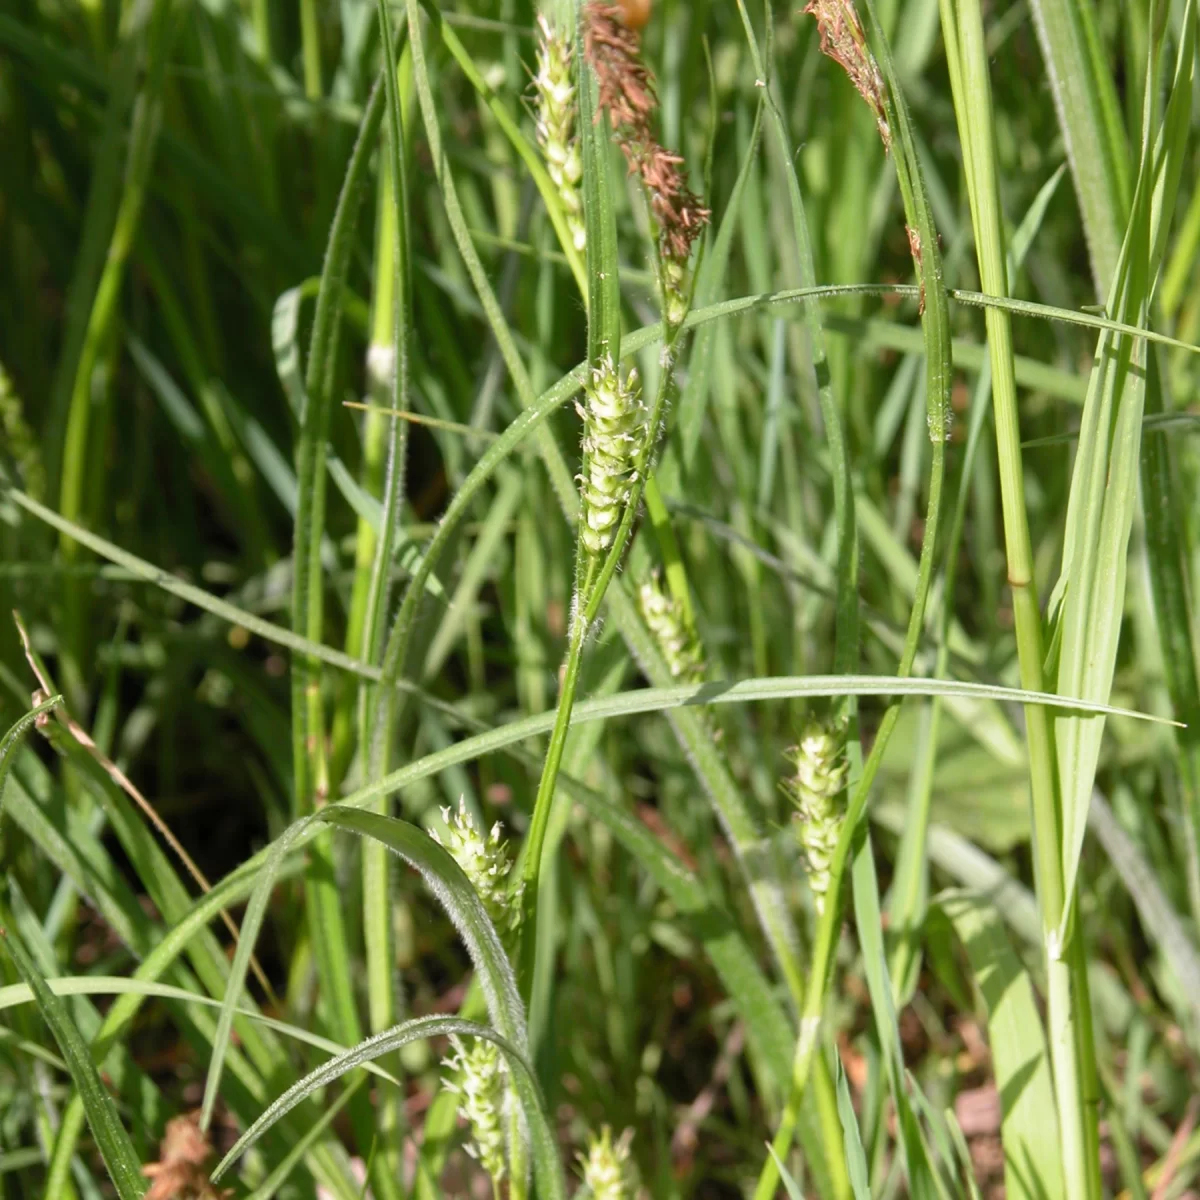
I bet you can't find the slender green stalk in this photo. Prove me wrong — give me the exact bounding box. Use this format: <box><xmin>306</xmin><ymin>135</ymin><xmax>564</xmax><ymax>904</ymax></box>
<box><xmin>286</xmin><ymin>76</ymin><xmax>386</xmax><ymax>1140</ymax></box>
<box><xmin>941</xmin><ymin>1</ymin><xmax>1102</xmax><ymax>1193</ymax></box>
<box><xmin>56</xmin><ymin>0</ymin><xmax>171</xmax><ymax>708</ymax></box>
<box><xmin>300</xmin><ymin>0</ymin><xmax>322</xmax><ymax>99</ymax></box>
<box><xmin>755</xmin><ymin>0</ymin><xmax>952</xmax><ymax>1191</ymax></box>
<box><xmin>517</xmin><ymin>341</ymin><xmax>683</xmax><ymax>979</ymax></box>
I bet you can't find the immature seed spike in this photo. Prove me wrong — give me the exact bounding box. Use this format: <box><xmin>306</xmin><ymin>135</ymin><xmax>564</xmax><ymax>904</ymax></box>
<box><xmin>578</xmin><ymin>1126</ymin><xmax>636</xmax><ymax>1200</ymax></box>
<box><xmin>443</xmin><ymin>1036</ymin><xmax>509</xmax><ymax>1184</ymax></box>
<box><xmin>637</xmin><ymin>571</ymin><xmax>704</xmax><ymax>681</ymax></box>
<box><xmin>431</xmin><ymin>798</ymin><xmax>523</xmax><ymax>934</ymax></box>
<box><xmin>783</xmin><ymin>721</ymin><xmax>849</xmax><ymax>913</ymax></box>
<box><xmin>534</xmin><ymin>14</ymin><xmax>585</xmax><ymax>251</ymax></box>
<box><xmin>578</xmin><ymin>357</ymin><xmax>644</xmax><ymax>558</ymax></box>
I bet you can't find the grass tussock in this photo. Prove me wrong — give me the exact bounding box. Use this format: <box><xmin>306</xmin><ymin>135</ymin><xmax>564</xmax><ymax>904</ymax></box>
<box><xmin>1</xmin><ymin>1</ymin><xmax>1200</xmax><ymax>1198</ymax></box>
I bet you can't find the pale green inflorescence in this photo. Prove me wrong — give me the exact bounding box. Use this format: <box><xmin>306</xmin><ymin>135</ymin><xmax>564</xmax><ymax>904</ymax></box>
<box><xmin>783</xmin><ymin>721</ymin><xmax>849</xmax><ymax>913</ymax></box>
<box><xmin>579</xmin><ymin>1126</ymin><xmax>635</xmax><ymax>1200</ymax></box>
<box><xmin>578</xmin><ymin>357</ymin><xmax>644</xmax><ymax>559</ymax></box>
<box><xmin>534</xmin><ymin>13</ymin><xmax>585</xmax><ymax>253</ymax></box>
<box><xmin>443</xmin><ymin>1035</ymin><xmax>509</xmax><ymax>1184</ymax></box>
<box><xmin>637</xmin><ymin>572</ymin><xmax>704</xmax><ymax>681</ymax></box>
<box><xmin>432</xmin><ymin>798</ymin><xmax>523</xmax><ymax>935</ymax></box>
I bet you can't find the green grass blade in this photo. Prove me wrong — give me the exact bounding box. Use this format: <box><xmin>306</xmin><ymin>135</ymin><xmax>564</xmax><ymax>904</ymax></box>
<box><xmin>317</xmin><ymin>807</ymin><xmax>527</xmax><ymax>1055</ymax></box>
<box><xmin>835</xmin><ymin>1055</ymin><xmax>873</xmax><ymax>1200</ymax></box>
<box><xmin>0</xmin><ymin>919</ymin><xmax>146</xmax><ymax>1200</ymax></box>
<box><xmin>1139</xmin><ymin>349</ymin><xmax>1200</xmax><ymax>925</ymax></box>
<box><xmin>1027</xmin><ymin>0</ymin><xmax>1130</xmax><ymax>295</ymax></box>
<box><xmin>243</xmin><ymin>1077</ymin><xmax>367</xmax><ymax>1200</ymax></box>
<box><xmin>0</xmin><ymin>698</ymin><xmax>60</xmax><ymax>812</ymax></box>
<box><xmin>674</xmin><ymin>95</ymin><xmax>764</xmax><ymax>469</ymax></box>
<box><xmin>286</xmin><ymin>73</ymin><xmax>388</xmax><ymax>1094</ymax></box>
<box><xmin>937</xmin><ymin>890</ymin><xmax>1064</xmax><ymax>1199</ymax></box>
<box><xmin>53</xmin><ymin>0</ymin><xmax>173</xmax><ymax>706</ymax></box>
<box><xmin>1087</xmin><ymin>792</ymin><xmax>1200</xmax><ymax>1028</ymax></box>
<box><xmin>1052</xmin><ymin>0</ymin><xmax>1196</xmax><ymax>936</ymax></box>
<box><xmin>851</xmin><ymin>841</ymin><xmax>936</xmax><ymax>1196</ymax></box>
<box><xmin>437</xmin><ymin>14</ymin><xmax>587</xmax><ymax>296</ymax></box>
<box><xmin>0</xmin><ymin>977</ymin><xmax>399</xmax><ymax>1085</ymax></box>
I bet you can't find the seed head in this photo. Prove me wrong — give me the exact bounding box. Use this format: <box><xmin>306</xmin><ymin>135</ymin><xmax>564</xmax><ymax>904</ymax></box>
<box><xmin>443</xmin><ymin>1035</ymin><xmax>509</xmax><ymax>1184</ymax></box>
<box><xmin>582</xmin><ymin>3</ymin><xmax>709</xmax><ymax>275</ymax></box>
<box><xmin>637</xmin><ymin>572</ymin><xmax>703</xmax><ymax>681</ymax></box>
<box><xmin>783</xmin><ymin>720</ymin><xmax>849</xmax><ymax>913</ymax></box>
<box><xmin>578</xmin><ymin>357</ymin><xmax>644</xmax><ymax>558</ymax></box>
<box><xmin>432</xmin><ymin>799</ymin><xmax>523</xmax><ymax>935</ymax></box>
<box><xmin>579</xmin><ymin>1126</ymin><xmax>636</xmax><ymax>1200</ymax></box>
<box><xmin>534</xmin><ymin>14</ymin><xmax>586</xmax><ymax>252</ymax></box>
<box><xmin>803</xmin><ymin>0</ymin><xmax>890</xmax><ymax>148</ymax></box>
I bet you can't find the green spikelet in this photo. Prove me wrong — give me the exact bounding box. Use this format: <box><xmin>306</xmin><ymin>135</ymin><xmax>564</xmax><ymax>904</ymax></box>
<box><xmin>443</xmin><ymin>1035</ymin><xmax>508</xmax><ymax>1184</ymax></box>
<box><xmin>578</xmin><ymin>357</ymin><xmax>643</xmax><ymax>558</ymax></box>
<box><xmin>637</xmin><ymin>572</ymin><xmax>704</xmax><ymax>681</ymax></box>
<box><xmin>534</xmin><ymin>13</ymin><xmax>585</xmax><ymax>252</ymax></box>
<box><xmin>578</xmin><ymin>1126</ymin><xmax>635</xmax><ymax>1200</ymax></box>
<box><xmin>783</xmin><ymin>720</ymin><xmax>848</xmax><ymax>913</ymax></box>
<box><xmin>432</xmin><ymin>799</ymin><xmax>523</xmax><ymax>936</ymax></box>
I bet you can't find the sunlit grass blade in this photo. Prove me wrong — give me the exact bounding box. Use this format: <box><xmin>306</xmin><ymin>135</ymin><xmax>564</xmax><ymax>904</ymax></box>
<box><xmin>0</xmin><ymin>977</ymin><xmax>399</xmax><ymax>1086</ymax></box>
<box><xmin>885</xmin><ymin>153</ymin><xmax>1064</xmax><ymax>1008</ymax></box>
<box><xmin>1051</xmin><ymin>0</ymin><xmax>1196</xmax><ymax>937</ymax></box>
<box><xmin>937</xmin><ymin>890</ymin><xmax>1065</xmax><ymax>1198</ymax></box>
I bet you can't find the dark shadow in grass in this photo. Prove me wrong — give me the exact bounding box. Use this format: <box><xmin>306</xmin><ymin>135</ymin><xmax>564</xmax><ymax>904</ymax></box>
<box><xmin>998</xmin><ymin>1052</ymin><xmax>1045</xmax><ymax>1125</ymax></box>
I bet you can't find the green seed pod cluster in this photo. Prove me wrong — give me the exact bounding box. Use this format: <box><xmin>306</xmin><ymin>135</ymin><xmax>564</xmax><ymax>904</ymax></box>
<box><xmin>432</xmin><ymin>799</ymin><xmax>523</xmax><ymax>936</ymax></box>
<box><xmin>534</xmin><ymin>14</ymin><xmax>585</xmax><ymax>253</ymax></box>
<box><xmin>637</xmin><ymin>572</ymin><xmax>703</xmax><ymax>681</ymax></box>
<box><xmin>578</xmin><ymin>357</ymin><xmax>644</xmax><ymax>558</ymax></box>
<box><xmin>443</xmin><ymin>1035</ymin><xmax>509</xmax><ymax>1184</ymax></box>
<box><xmin>578</xmin><ymin>1126</ymin><xmax>636</xmax><ymax>1200</ymax></box>
<box><xmin>783</xmin><ymin>721</ymin><xmax>849</xmax><ymax>913</ymax></box>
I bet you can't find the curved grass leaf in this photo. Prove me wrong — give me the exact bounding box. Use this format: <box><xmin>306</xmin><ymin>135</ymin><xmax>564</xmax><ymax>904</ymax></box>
<box><xmin>0</xmin><ymin>696</ymin><xmax>60</xmax><ymax>816</ymax></box>
<box><xmin>212</xmin><ymin>1016</ymin><xmax>563</xmax><ymax>1200</ymax></box>
<box><xmin>202</xmin><ymin>806</ymin><xmax>548</xmax><ymax>1191</ymax></box>
<box><xmin>0</xmin><ymin>977</ymin><xmax>399</xmax><ymax>1086</ymax></box>
<box><xmin>243</xmin><ymin>1076</ymin><xmax>367</xmax><ymax>1200</ymax></box>
<box><xmin>317</xmin><ymin>807</ymin><xmax>526</xmax><ymax>1049</ymax></box>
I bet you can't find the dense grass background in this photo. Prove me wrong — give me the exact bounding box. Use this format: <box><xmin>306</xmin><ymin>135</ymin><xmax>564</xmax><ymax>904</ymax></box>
<box><xmin>2</xmin><ymin>0</ymin><xmax>1200</xmax><ymax>1197</ymax></box>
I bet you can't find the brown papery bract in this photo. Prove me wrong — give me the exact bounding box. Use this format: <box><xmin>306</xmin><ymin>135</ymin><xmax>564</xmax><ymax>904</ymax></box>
<box><xmin>582</xmin><ymin>2</ymin><xmax>709</xmax><ymax>264</ymax></box>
